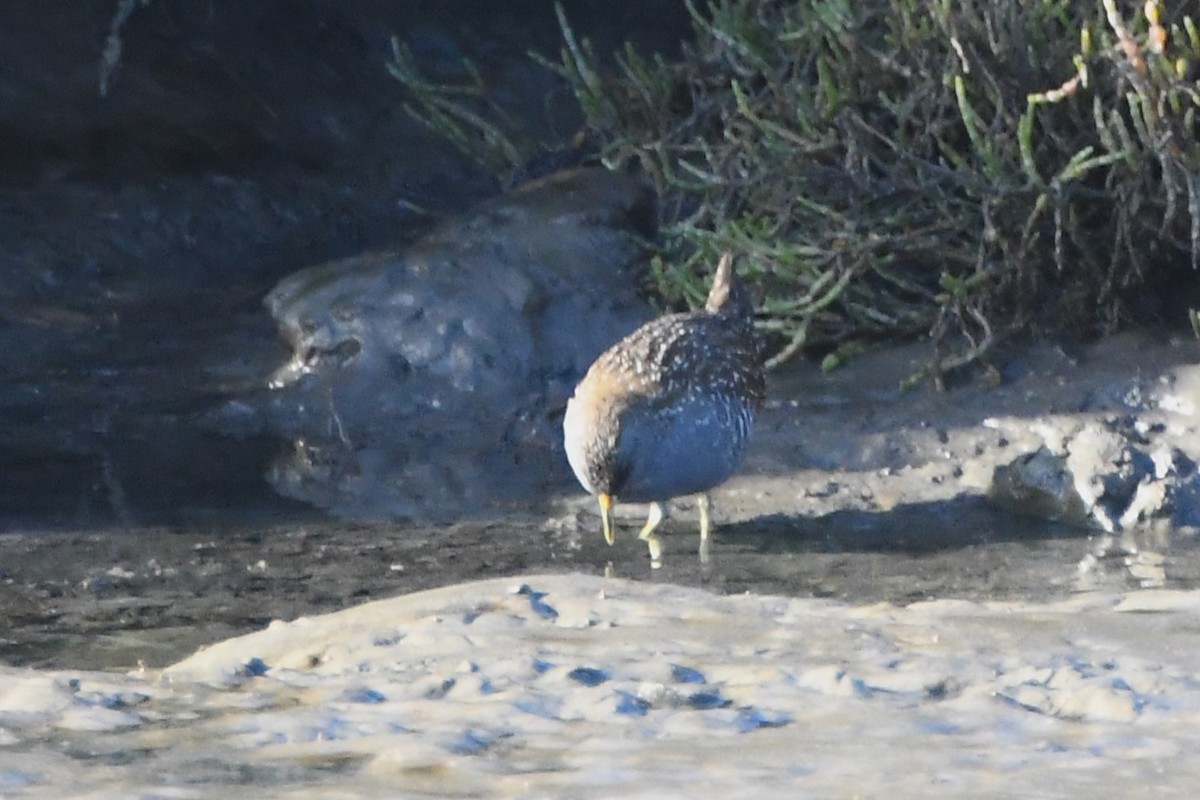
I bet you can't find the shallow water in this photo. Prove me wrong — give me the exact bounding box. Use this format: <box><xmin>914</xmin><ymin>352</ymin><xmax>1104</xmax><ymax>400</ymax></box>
<box><xmin>3</xmin><ymin>483</ymin><xmax>1198</xmax><ymax>672</ymax></box>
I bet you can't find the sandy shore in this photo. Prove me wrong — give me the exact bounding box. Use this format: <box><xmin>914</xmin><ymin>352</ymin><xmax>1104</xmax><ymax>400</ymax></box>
<box><xmin>2</xmin><ymin>573</ymin><xmax>1199</xmax><ymax>798</ymax></box>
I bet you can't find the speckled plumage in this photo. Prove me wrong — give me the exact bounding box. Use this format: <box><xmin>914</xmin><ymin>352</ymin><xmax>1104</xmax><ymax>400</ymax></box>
<box><xmin>563</xmin><ymin>253</ymin><xmax>764</xmax><ymax>567</ymax></box>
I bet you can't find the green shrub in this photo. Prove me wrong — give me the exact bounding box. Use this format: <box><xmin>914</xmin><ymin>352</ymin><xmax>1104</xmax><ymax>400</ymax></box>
<box><xmin>396</xmin><ymin>1</ymin><xmax>1200</xmax><ymax>380</ymax></box>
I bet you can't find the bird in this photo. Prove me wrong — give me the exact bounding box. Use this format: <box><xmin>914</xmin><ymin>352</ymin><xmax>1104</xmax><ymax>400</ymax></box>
<box><xmin>563</xmin><ymin>252</ymin><xmax>764</xmax><ymax>568</ymax></box>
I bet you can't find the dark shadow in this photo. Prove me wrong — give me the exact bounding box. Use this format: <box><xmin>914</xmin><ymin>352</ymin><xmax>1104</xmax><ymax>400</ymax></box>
<box><xmin>741</xmin><ymin>495</ymin><xmax>1086</xmax><ymax>555</ymax></box>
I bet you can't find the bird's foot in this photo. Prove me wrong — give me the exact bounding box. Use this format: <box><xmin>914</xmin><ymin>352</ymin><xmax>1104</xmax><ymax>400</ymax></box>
<box><xmin>644</xmin><ymin>535</ymin><xmax>663</xmax><ymax>569</ymax></box>
<box><xmin>638</xmin><ymin>501</ymin><xmax>666</xmax><ymax>569</ymax></box>
<box><xmin>698</xmin><ymin>494</ymin><xmax>712</xmax><ymax>565</ymax></box>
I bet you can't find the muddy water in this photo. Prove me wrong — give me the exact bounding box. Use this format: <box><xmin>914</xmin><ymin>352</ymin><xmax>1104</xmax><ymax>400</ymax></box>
<box><xmin>6</xmin><ymin>268</ymin><xmax>1200</xmax><ymax>674</ymax></box>
<box><xmin>1</xmin><ymin>487</ymin><xmax>1192</xmax><ymax>671</ymax></box>
<box><xmin>5</xmin><ymin>319</ymin><xmax>1200</xmax><ymax>672</ymax></box>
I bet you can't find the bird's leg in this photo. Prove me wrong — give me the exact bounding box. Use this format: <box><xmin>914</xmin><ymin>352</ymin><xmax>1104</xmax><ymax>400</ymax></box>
<box><xmin>637</xmin><ymin>501</ymin><xmax>667</xmax><ymax>569</ymax></box>
<box><xmin>598</xmin><ymin>493</ymin><xmax>616</xmax><ymax>546</ymax></box>
<box><xmin>698</xmin><ymin>493</ymin><xmax>712</xmax><ymax>565</ymax></box>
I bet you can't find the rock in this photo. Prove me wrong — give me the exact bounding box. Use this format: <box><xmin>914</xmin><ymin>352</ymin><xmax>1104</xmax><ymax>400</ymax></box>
<box><xmin>1064</xmin><ymin>422</ymin><xmax>1155</xmax><ymax>531</ymax></box>
<box><xmin>232</xmin><ymin>168</ymin><xmax>657</xmax><ymax>521</ymax></box>
<box><xmin>1119</xmin><ymin>480</ymin><xmax>1168</xmax><ymax>530</ymax></box>
<box><xmin>988</xmin><ymin>448</ymin><xmax>1091</xmax><ymax>528</ymax></box>
<box><xmin>989</xmin><ymin>416</ymin><xmax>1200</xmax><ymax>539</ymax></box>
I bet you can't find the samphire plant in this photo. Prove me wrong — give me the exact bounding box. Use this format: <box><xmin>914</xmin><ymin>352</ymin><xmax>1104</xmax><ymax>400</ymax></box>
<box><xmin>393</xmin><ymin>1</ymin><xmax>1200</xmax><ymax>382</ymax></box>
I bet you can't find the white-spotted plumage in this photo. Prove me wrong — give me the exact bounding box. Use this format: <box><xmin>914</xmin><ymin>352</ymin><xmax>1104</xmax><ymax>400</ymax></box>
<box><xmin>563</xmin><ymin>253</ymin><xmax>764</xmax><ymax>567</ymax></box>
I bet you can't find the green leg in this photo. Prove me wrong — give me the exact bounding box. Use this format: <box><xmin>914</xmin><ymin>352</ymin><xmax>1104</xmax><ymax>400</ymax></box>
<box><xmin>637</xmin><ymin>501</ymin><xmax>667</xmax><ymax>569</ymax></box>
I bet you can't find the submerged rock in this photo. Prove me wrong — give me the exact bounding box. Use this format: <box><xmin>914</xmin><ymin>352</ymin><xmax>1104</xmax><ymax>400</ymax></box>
<box><xmin>226</xmin><ymin>168</ymin><xmax>657</xmax><ymax>520</ymax></box>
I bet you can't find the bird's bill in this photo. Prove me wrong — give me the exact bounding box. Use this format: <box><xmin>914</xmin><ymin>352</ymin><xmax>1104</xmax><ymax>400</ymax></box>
<box><xmin>598</xmin><ymin>493</ymin><xmax>615</xmax><ymax>546</ymax></box>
